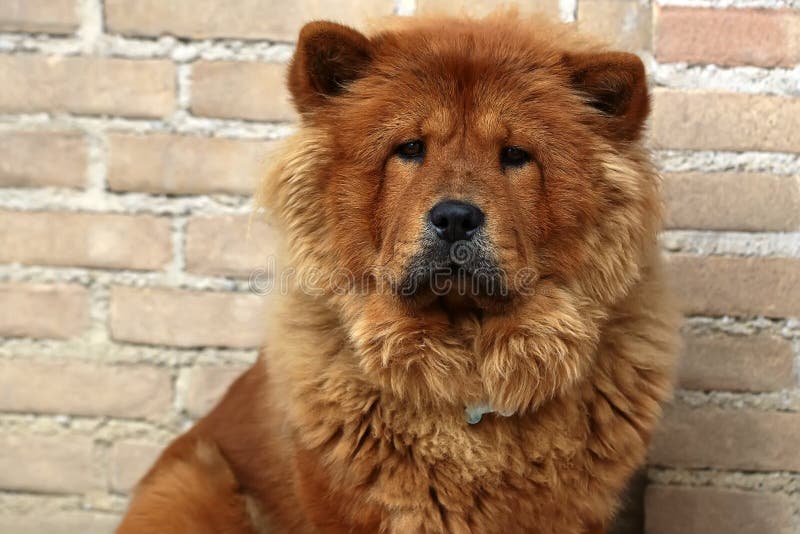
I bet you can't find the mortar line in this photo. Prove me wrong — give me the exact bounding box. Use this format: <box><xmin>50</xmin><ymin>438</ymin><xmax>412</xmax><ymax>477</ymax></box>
<box><xmin>560</xmin><ymin>0</ymin><xmax>578</xmax><ymax>22</ymax></box>
<box><xmin>77</xmin><ymin>0</ymin><xmax>104</xmax><ymax>54</ymax></box>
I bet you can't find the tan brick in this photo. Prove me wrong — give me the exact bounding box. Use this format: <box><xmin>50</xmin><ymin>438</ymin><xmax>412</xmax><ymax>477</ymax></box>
<box><xmin>667</xmin><ymin>255</ymin><xmax>800</xmax><ymax>318</ymax></box>
<box><xmin>110</xmin><ymin>441</ymin><xmax>162</xmax><ymax>493</ymax></box>
<box><xmin>191</xmin><ymin>61</ymin><xmax>295</xmax><ymax>122</ymax></box>
<box><xmin>578</xmin><ymin>0</ymin><xmax>651</xmax><ymax>51</ymax></box>
<box><xmin>0</xmin><ymin>211</ymin><xmax>172</xmax><ymax>270</ymax></box>
<box><xmin>417</xmin><ymin>0</ymin><xmax>560</xmax><ymax>19</ymax></box>
<box><xmin>0</xmin><ymin>433</ymin><xmax>96</xmax><ymax>493</ymax></box>
<box><xmin>0</xmin><ymin>55</ymin><xmax>175</xmax><ymax>118</ymax></box>
<box><xmin>0</xmin><ymin>283</ymin><xmax>89</xmax><ymax>339</ymax></box>
<box><xmin>0</xmin><ymin>360</ymin><xmax>173</xmax><ymax>419</ymax></box>
<box><xmin>645</xmin><ymin>486</ymin><xmax>793</xmax><ymax>534</ymax></box>
<box><xmin>0</xmin><ymin>512</ymin><xmax>120</xmax><ymax>534</ymax></box>
<box><xmin>185</xmin><ymin>365</ymin><xmax>248</xmax><ymax>418</ymax></box>
<box><xmin>0</xmin><ymin>0</ymin><xmax>79</xmax><ymax>34</ymax></box>
<box><xmin>0</xmin><ymin>131</ymin><xmax>87</xmax><ymax>189</ymax></box>
<box><xmin>664</xmin><ymin>173</ymin><xmax>800</xmax><ymax>232</ymax></box>
<box><xmin>109</xmin><ymin>286</ymin><xmax>266</xmax><ymax>348</ymax></box>
<box><xmin>185</xmin><ymin>215</ymin><xmax>277</xmax><ymax>278</ymax></box>
<box><xmin>651</xmin><ymin>90</ymin><xmax>800</xmax><ymax>153</ymax></box>
<box><xmin>655</xmin><ymin>7</ymin><xmax>800</xmax><ymax>67</ymax></box>
<box><xmin>649</xmin><ymin>405</ymin><xmax>800</xmax><ymax>472</ymax></box>
<box><xmin>108</xmin><ymin>133</ymin><xmax>272</xmax><ymax>195</ymax></box>
<box><xmin>105</xmin><ymin>0</ymin><xmax>396</xmax><ymax>42</ymax></box>
<box><xmin>679</xmin><ymin>331</ymin><xmax>795</xmax><ymax>392</ymax></box>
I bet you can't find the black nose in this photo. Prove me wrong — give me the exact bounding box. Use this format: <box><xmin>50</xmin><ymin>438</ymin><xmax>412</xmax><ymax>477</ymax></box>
<box><xmin>428</xmin><ymin>200</ymin><xmax>485</xmax><ymax>242</ymax></box>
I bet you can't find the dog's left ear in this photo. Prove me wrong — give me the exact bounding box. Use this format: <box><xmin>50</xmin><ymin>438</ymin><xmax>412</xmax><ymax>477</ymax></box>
<box><xmin>565</xmin><ymin>52</ymin><xmax>649</xmax><ymax>142</ymax></box>
<box><xmin>288</xmin><ymin>21</ymin><xmax>373</xmax><ymax>115</ymax></box>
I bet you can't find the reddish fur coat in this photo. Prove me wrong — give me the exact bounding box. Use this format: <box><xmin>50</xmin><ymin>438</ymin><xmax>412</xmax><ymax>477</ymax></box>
<box><xmin>118</xmin><ymin>13</ymin><xmax>679</xmax><ymax>534</ymax></box>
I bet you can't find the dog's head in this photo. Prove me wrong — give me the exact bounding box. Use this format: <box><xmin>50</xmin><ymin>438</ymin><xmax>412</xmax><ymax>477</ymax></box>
<box><xmin>264</xmin><ymin>14</ymin><xmax>662</xmax><ymax>411</ymax></box>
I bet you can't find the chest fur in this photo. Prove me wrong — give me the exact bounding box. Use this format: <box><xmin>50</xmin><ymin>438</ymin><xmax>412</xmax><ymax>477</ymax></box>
<box><xmin>288</xmin><ymin>389</ymin><xmax>623</xmax><ymax>534</ymax></box>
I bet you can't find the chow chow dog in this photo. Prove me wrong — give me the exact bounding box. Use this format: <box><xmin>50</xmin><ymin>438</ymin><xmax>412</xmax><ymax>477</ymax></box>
<box><xmin>118</xmin><ymin>12</ymin><xmax>679</xmax><ymax>534</ymax></box>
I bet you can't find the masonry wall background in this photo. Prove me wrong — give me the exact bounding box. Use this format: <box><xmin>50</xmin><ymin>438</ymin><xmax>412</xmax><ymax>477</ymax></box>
<box><xmin>0</xmin><ymin>1</ymin><xmax>798</xmax><ymax>533</ymax></box>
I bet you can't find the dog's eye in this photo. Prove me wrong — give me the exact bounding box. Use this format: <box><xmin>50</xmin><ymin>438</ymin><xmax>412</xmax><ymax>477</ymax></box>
<box><xmin>396</xmin><ymin>140</ymin><xmax>426</xmax><ymax>160</ymax></box>
<box><xmin>500</xmin><ymin>146</ymin><xmax>530</xmax><ymax>168</ymax></box>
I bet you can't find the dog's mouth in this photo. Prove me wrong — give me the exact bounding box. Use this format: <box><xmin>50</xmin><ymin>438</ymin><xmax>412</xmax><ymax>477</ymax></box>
<box><xmin>395</xmin><ymin>259</ymin><xmax>513</xmax><ymax>312</ymax></box>
<box><xmin>399</xmin><ymin>262</ymin><xmax>506</xmax><ymax>293</ymax></box>
<box><xmin>379</xmin><ymin>237</ymin><xmax>525</xmax><ymax>313</ymax></box>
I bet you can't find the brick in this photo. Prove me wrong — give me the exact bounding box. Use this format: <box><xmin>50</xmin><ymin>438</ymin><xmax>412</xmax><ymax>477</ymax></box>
<box><xmin>185</xmin><ymin>215</ymin><xmax>277</xmax><ymax>278</ymax></box>
<box><xmin>0</xmin><ymin>55</ymin><xmax>175</xmax><ymax>118</ymax></box>
<box><xmin>679</xmin><ymin>331</ymin><xmax>795</xmax><ymax>392</ymax></box>
<box><xmin>655</xmin><ymin>7</ymin><xmax>800</xmax><ymax>67</ymax></box>
<box><xmin>0</xmin><ymin>131</ymin><xmax>87</xmax><ymax>189</ymax></box>
<box><xmin>578</xmin><ymin>0</ymin><xmax>651</xmax><ymax>51</ymax></box>
<box><xmin>109</xmin><ymin>286</ymin><xmax>266</xmax><ymax>348</ymax></box>
<box><xmin>645</xmin><ymin>486</ymin><xmax>793</xmax><ymax>534</ymax></box>
<box><xmin>0</xmin><ymin>0</ymin><xmax>79</xmax><ymax>34</ymax></box>
<box><xmin>185</xmin><ymin>365</ymin><xmax>248</xmax><ymax>418</ymax></box>
<box><xmin>108</xmin><ymin>134</ymin><xmax>271</xmax><ymax>195</ymax></box>
<box><xmin>418</xmin><ymin>0</ymin><xmax>560</xmax><ymax>18</ymax></box>
<box><xmin>649</xmin><ymin>405</ymin><xmax>800</xmax><ymax>472</ymax></box>
<box><xmin>0</xmin><ymin>211</ymin><xmax>172</xmax><ymax>270</ymax></box>
<box><xmin>0</xmin><ymin>512</ymin><xmax>120</xmax><ymax>534</ymax></box>
<box><xmin>651</xmin><ymin>90</ymin><xmax>800</xmax><ymax>153</ymax></box>
<box><xmin>667</xmin><ymin>255</ymin><xmax>800</xmax><ymax>318</ymax></box>
<box><xmin>110</xmin><ymin>441</ymin><xmax>162</xmax><ymax>493</ymax></box>
<box><xmin>105</xmin><ymin>0</ymin><xmax>396</xmax><ymax>42</ymax></box>
<box><xmin>0</xmin><ymin>360</ymin><xmax>173</xmax><ymax>419</ymax></box>
<box><xmin>0</xmin><ymin>433</ymin><xmax>96</xmax><ymax>493</ymax></box>
<box><xmin>191</xmin><ymin>61</ymin><xmax>295</xmax><ymax>122</ymax></box>
<box><xmin>664</xmin><ymin>173</ymin><xmax>800</xmax><ymax>232</ymax></box>
<box><xmin>0</xmin><ymin>283</ymin><xmax>88</xmax><ymax>339</ymax></box>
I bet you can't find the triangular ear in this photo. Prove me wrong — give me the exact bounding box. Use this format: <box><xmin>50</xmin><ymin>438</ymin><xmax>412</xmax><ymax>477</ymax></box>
<box><xmin>288</xmin><ymin>21</ymin><xmax>373</xmax><ymax>115</ymax></box>
<box><xmin>565</xmin><ymin>52</ymin><xmax>649</xmax><ymax>142</ymax></box>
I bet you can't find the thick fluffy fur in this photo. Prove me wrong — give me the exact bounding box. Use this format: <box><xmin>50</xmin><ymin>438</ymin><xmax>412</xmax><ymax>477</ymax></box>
<box><xmin>118</xmin><ymin>13</ymin><xmax>679</xmax><ymax>534</ymax></box>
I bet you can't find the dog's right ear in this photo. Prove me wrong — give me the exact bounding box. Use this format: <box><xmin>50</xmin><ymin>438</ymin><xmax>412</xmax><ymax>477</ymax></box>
<box><xmin>288</xmin><ymin>21</ymin><xmax>373</xmax><ymax>115</ymax></box>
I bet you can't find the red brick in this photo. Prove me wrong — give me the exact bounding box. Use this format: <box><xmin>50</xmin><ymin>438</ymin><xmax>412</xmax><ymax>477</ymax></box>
<box><xmin>109</xmin><ymin>286</ymin><xmax>266</xmax><ymax>348</ymax></box>
<box><xmin>578</xmin><ymin>0</ymin><xmax>651</xmax><ymax>51</ymax></box>
<box><xmin>645</xmin><ymin>485</ymin><xmax>793</xmax><ymax>534</ymax></box>
<box><xmin>191</xmin><ymin>61</ymin><xmax>295</xmax><ymax>122</ymax></box>
<box><xmin>655</xmin><ymin>7</ymin><xmax>800</xmax><ymax>67</ymax></box>
<box><xmin>185</xmin><ymin>215</ymin><xmax>277</xmax><ymax>278</ymax></box>
<box><xmin>0</xmin><ymin>283</ymin><xmax>89</xmax><ymax>339</ymax></box>
<box><xmin>651</xmin><ymin>90</ymin><xmax>800</xmax><ymax>153</ymax></box>
<box><xmin>664</xmin><ymin>173</ymin><xmax>800</xmax><ymax>232</ymax></box>
<box><xmin>0</xmin><ymin>0</ymin><xmax>79</xmax><ymax>34</ymax></box>
<box><xmin>667</xmin><ymin>255</ymin><xmax>800</xmax><ymax>318</ymax></box>
<box><xmin>0</xmin><ymin>131</ymin><xmax>87</xmax><ymax>189</ymax></box>
<box><xmin>0</xmin><ymin>433</ymin><xmax>96</xmax><ymax>493</ymax></box>
<box><xmin>105</xmin><ymin>0</ymin><xmax>396</xmax><ymax>42</ymax></box>
<box><xmin>110</xmin><ymin>441</ymin><xmax>162</xmax><ymax>493</ymax></box>
<box><xmin>185</xmin><ymin>365</ymin><xmax>248</xmax><ymax>418</ymax></box>
<box><xmin>0</xmin><ymin>211</ymin><xmax>172</xmax><ymax>270</ymax></box>
<box><xmin>0</xmin><ymin>360</ymin><xmax>173</xmax><ymax>419</ymax></box>
<box><xmin>649</xmin><ymin>405</ymin><xmax>800</xmax><ymax>472</ymax></box>
<box><xmin>0</xmin><ymin>55</ymin><xmax>175</xmax><ymax>118</ymax></box>
<box><xmin>108</xmin><ymin>134</ymin><xmax>273</xmax><ymax>195</ymax></box>
<box><xmin>679</xmin><ymin>331</ymin><xmax>795</xmax><ymax>392</ymax></box>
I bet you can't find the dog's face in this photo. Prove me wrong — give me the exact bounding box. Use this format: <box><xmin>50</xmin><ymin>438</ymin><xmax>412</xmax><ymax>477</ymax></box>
<box><xmin>275</xmin><ymin>15</ymin><xmax>660</xmax><ymax>410</ymax></box>
<box><xmin>368</xmin><ymin>54</ymin><xmax>605</xmax><ymax>312</ymax></box>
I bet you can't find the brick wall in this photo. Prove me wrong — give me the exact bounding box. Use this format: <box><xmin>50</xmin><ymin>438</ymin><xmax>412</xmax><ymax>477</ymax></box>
<box><xmin>0</xmin><ymin>1</ymin><xmax>798</xmax><ymax>533</ymax></box>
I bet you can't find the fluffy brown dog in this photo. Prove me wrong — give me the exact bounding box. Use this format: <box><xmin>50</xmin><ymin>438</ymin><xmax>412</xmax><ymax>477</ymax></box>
<box><xmin>118</xmin><ymin>12</ymin><xmax>679</xmax><ymax>534</ymax></box>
